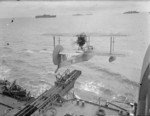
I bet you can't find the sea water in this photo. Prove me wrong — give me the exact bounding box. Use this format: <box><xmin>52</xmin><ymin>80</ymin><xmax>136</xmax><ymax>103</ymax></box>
<box><xmin>0</xmin><ymin>1</ymin><xmax>150</xmax><ymax>103</ymax></box>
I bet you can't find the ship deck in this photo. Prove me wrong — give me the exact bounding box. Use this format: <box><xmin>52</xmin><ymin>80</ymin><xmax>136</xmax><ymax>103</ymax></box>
<box><xmin>0</xmin><ymin>94</ymin><xmax>26</xmax><ymax>115</ymax></box>
<box><xmin>55</xmin><ymin>101</ymin><xmax>119</xmax><ymax>116</ymax></box>
<box><xmin>44</xmin><ymin>98</ymin><xmax>130</xmax><ymax>116</ymax></box>
<box><xmin>1</xmin><ymin>70</ymin><xmax>132</xmax><ymax>116</ymax></box>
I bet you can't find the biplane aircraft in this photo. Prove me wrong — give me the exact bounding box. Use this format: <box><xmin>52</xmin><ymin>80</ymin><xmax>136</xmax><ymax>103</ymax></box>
<box><xmin>43</xmin><ymin>32</ymin><xmax>128</xmax><ymax>73</ymax></box>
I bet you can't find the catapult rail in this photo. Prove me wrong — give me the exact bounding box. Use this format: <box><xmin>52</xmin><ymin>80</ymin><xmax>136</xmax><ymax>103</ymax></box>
<box><xmin>74</xmin><ymin>98</ymin><xmax>125</xmax><ymax>113</ymax></box>
<box><xmin>14</xmin><ymin>70</ymin><xmax>81</xmax><ymax>116</ymax></box>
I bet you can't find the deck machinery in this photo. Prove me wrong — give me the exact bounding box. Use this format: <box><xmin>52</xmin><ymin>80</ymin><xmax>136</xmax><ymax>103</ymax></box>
<box><xmin>12</xmin><ymin>70</ymin><xmax>81</xmax><ymax>116</ymax></box>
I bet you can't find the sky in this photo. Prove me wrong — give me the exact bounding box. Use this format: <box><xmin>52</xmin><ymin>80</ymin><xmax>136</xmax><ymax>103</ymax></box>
<box><xmin>0</xmin><ymin>1</ymin><xmax>150</xmax><ymax>18</ymax></box>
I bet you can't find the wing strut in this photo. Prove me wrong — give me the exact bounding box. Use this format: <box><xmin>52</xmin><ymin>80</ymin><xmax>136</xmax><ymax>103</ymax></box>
<box><xmin>58</xmin><ymin>36</ymin><xmax>60</xmax><ymax>45</ymax></box>
<box><xmin>110</xmin><ymin>36</ymin><xmax>115</xmax><ymax>55</ymax></box>
<box><xmin>88</xmin><ymin>36</ymin><xmax>90</xmax><ymax>46</ymax></box>
<box><xmin>53</xmin><ymin>36</ymin><xmax>56</xmax><ymax>48</ymax></box>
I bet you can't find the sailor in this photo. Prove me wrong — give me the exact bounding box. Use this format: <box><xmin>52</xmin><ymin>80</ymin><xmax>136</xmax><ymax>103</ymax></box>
<box><xmin>55</xmin><ymin>73</ymin><xmax>61</xmax><ymax>81</ymax></box>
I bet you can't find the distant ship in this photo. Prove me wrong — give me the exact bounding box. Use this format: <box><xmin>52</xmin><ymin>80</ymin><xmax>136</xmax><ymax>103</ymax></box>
<box><xmin>35</xmin><ymin>14</ymin><xmax>56</xmax><ymax>18</ymax></box>
<box><xmin>72</xmin><ymin>13</ymin><xmax>93</xmax><ymax>16</ymax></box>
<box><xmin>123</xmin><ymin>11</ymin><xmax>139</xmax><ymax>14</ymax></box>
<box><xmin>72</xmin><ymin>14</ymin><xmax>83</xmax><ymax>16</ymax></box>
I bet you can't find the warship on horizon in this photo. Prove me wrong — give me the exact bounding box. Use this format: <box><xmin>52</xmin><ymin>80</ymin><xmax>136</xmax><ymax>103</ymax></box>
<box><xmin>35</xmin><ymin>14</ymin><xmax>56</xmax><ymax>18</ymax></box>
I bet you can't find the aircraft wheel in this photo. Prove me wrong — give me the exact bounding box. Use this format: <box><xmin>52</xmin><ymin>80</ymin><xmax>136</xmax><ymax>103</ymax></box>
<box><xmin>53</xmin><ymin>45</ymin><xmax>63</xmax><ymax>65</ymax></box>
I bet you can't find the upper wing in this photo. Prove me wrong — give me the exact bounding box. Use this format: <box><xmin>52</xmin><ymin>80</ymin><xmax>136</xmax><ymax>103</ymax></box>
<box><xmin>85</xmin><ymin>32</ymin><xmax>128</xmax><ymax>37</ymax></box>
<box><xmin>42</xmin><ymin>32</ymin><xmax>78</xmax><ymax>37</ymax></box>
<box><xmin>42</xmin><ymin>32</ymin><xmax>128</xmax><ymax>37</ymax></box>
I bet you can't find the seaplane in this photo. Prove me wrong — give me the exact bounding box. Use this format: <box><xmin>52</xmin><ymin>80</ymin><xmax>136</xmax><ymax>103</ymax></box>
<box><xmin>43</xmin><ymin>32</ymin><xmax>128</xmax><ymax>73</ymax></box>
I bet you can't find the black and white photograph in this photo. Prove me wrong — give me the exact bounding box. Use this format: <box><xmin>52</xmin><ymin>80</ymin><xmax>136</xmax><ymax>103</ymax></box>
<box><xmin>0</xmin><ymin>0</ymin><xmax>150</xmax><ymax>116</ymax></box>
